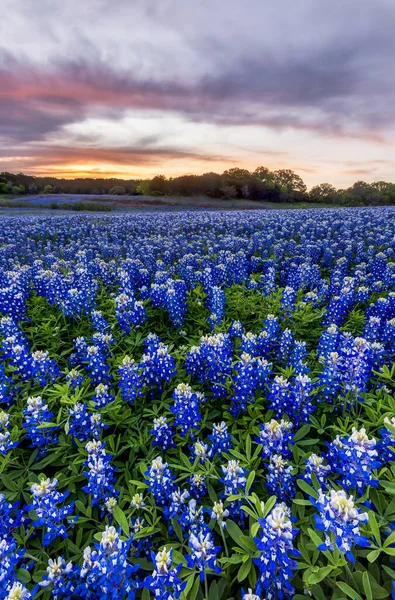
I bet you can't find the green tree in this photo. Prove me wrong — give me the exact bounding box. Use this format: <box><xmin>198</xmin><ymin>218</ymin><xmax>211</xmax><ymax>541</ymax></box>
<box><xmin>149</xmin><ymin>175</ymin><xmax>168</xmax><ymax>196</ymax></box>
<box><xmin>309</xmin><ymin>183</ymin><xmax>338</xmax><ymax>203</ymax></box>
<box><xmin>43</xmin><ymin>184</ymin><xmax>53</xmax><ymax>194</ymax></box>
<box><xmin>272</xmin><ymin>169</ymin><xmax>307</xmax><ymax>193</ymax></box>
<box><xmin>108</xmin><ymin>186</ymin><xmax>126</xmax><ymax>195</ymax></box>
<box><xmin>253</xmin><ymin>166</ymin><xmax>273</xmax><ymax>183</ymax></box>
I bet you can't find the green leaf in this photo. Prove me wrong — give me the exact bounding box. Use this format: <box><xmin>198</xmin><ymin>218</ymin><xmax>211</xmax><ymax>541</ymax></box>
<box><xmin>384</xmin><ymin>529</ymin><xmax>395</xmax><ymax>547</ymax></box>
<box><xmin>380</xmin><ymin>480</ymin><xmax>395</xmax><ymax>494</ymax></box>
<box><xmin>297</xmin><ymin>479</ymin><xmax>318</xmax><ymax>499</ymax></box>
<box><xmin>262</xmin><ymin>495</ymin><xmax>276</xmax><ymax>517</ymax></box>
<box><xmin>237</xmin><ymin>557</ymin><xmax>252</xmax><ymax>582</ymax></box>
<box><xmin>367</xmin><ymin>550</ymin><xmax>380</xmax><ymax>563</ymax></box>
<box><xmin>15</xmin><ymin>569</ymin><xmax>31</xmax><ymax>584</ymax></box>
<box><xmin>113</xmin><ymin>505</ymin><xmax>129</xmax><ymax>537</ymax></box>
<box><xmin>294</xmin><ymin>423</ymin><xmax>310</xmax><ymax>441</ymax></box>
<box><xmin>245</xmin><ymin>470</ymin><xmax>255</xmax><ymax>494</ymax></box>
<box><xmin>368</xmin><ymin>511</ymin><xmax>381</xmax><ymax>546</ymax></box>
<box><xmin>362</xmin><ymin>572</ymin><xmax>373</xmax><ymax>600</ymax></box>
<box><xmin>337</xmin><ymin>582</ymin><xmax>363</xmax><ymax>600</ymax></box>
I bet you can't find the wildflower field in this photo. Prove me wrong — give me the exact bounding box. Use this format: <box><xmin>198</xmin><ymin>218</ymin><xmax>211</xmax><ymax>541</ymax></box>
<box><xmin>1</xmin><ymin>208</ymin><xmax>395</xmax><ymax>600</ymax></box>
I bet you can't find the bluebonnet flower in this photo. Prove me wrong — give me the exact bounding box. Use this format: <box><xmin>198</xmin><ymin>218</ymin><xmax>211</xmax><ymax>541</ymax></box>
<box><xmin>82</xmin><ymin>440</ymin><xmax>118</xmax><ymax>508</ymax></box>
<box><xmin>5</xmin><ymin>582</ymin><xmax>32</xmax><ymax>600</ymax></box>
<box><xmin>291</xmin><ymin>374</ymin><xmax>315</xmax><ymax>425</ymax></box>
<box><xmin>22</xmin><ymin>396</ymin><xmax>58</xmax><ymax>454</ymax></box>
<box><xmin>242</xmin><ymin>589</ymin><xmax>261</xmax><ymax>600</ymax></box>
<box><xmin>67</xmin><ymin>403</ymin><xmax>104</xmax><ymax>442</ymax></box>
<box><xmin>190</xmin><ymin>439</ymin><xmax>210</xmax><ymax>463</ymax></box>
<box><xmin>30</xmin><ymin>350</ymin><xmax>60</xmax><ymax>385</ymax></box>
<box><xmin>379</xmin><ymin>416</ymin><xmax>395</xmax><ymax>463</ymax></box>
<box><xmin>92</xmin><ymin>383</ymin><xmax>114</xmax><ymax>409</ymax></box>
<box><xmin>145</xmin><ymin>457</ymin><xmax>176</xmax><ymax>505</ymax></box>
<box><xmin>91</xmin><ymin>310</ymin><xmax>110</xmax><ymax>333</ymax></box>
<box><xmin>220</xmin><ymin>459</ymin><xmax>248</xmax><ymax>495</ymax></box>
<box><xmin>305</xmin><ymin>454</ymin><xmax>331</xmax><ymax>487</ymax></box>
<box><xmin>279</xmin><ymin>328</ymin><xmax>294</xmax><ymax>362</ymax></box>
<box><xmin>0</xmin><ymin>539</ymin><xmax>25</xmax><ymax>600</ymax></box>
<box><xmin>254</xmin><ymin>504</ymin><xmax>299</xmax><ymax>600</ymax></box>
<box><xmin>208</xmin><ymin>421</ymin><xmax>232</xmax><ymax>456</ymax></box>
<box><xmin>27</xmin><ymin>477</ymin><xmax>75</xmax><ymax>546</ymax></box>
<box><xmin>0</xmin><ymin>411</ymin><xmax>17</xmax><ymax>455</ymax></box>
<box><xmin>84</xmin><ymin>344</ymin><xmax>111</xmax><ymax>386</ymax></box>
<box><xmin>140</xmin><ymin>342</ymin><xmax>177</xmax><ymax>392</ymax></box>
<box><xmin>189</xmin><ymin>473</ymin><xmax>208</xmax><ymax>499</ymax></box>
<box><xmin>256</xmin><ymin>419</ymin><xmax>293</xmax><ymax>459</ymax></box>
<box><xmin>267</xmin><ymin>376</ymin><xmax>291</xmax><ymax>416</ymax></box>
<box><xmin>79</xmin><ymin>526</ymin><xmax>139</xmax><ymax>598</ymax></box>
<box><xmin>281</xmin><ymin>286</ymin><xmax>296</xmax><ymax>315</ymax></box>
<box><xmin>231</xmin><ymin>353</ymin><xmax>272</xmax><ymax>416</ymax></box>
<box><xmin>171</xmin><ymin>383</ymin><xmax>203</xmax><ymax>436</ymax></box>
<box><xmin>266</xmin><ymin>455</ymin><xmax>296</xmax><ymax>503</ymax></box>
<box><xmin>66</xmin><ymin>368</ymin><xmax>85</xmax><ymax>390</ymax></box>
<box><xmin>118</xmin><ymin>356</ymin><xmax>143</xmax><ymax>405</ymax></box>
<box><xmin>312</xmin><ymin>489</ymin><xmax>369</xmax><ymax>562</ymax></box>
<box><xmin>151</xmin><ymin>416</ymin><xmax>176</xmax><ymax>450</ymax></box>
<box><xmin>115</xmin><ymin>292</ymin><xmax>146</xmax><ymax>332</ymax></box>
<box><xmin>211</xmin><ymin>500</ymin><xmax>229</xmax><ymax>529</ymax></box>
<box><xmin>130</xmin><ymin>493</ymin><xmax>145</xmax><ymax>510</ymax></box>
<box><xmin>0</xmin><ymin>364</ymin><xmax>14</xmax><ymax>406</ymax></box>
<box><xmin>185</xmin><ymin>333</ymin><xmax>232</xmax><ymax>398</ymax></box>
<box><xmin>187</xmin><ymin>530</ymin><xmax>222</xmax><ymax>579</ymax></box>
<box><xmin>289</xmin><ymin>341</ymin><xmax>309</xmax><ymax>375</ymax></box>
<box><xmin>37</xmin><ymin>556</ymin><xmax>75</xmax><ymax>599</ymax></box>
<box><xmin>143</xmin><ymin>547</ymin><xmax>186</xmax><ymax>600</ymax></box>
<box><xmin>166</xmin><ymin>488</ymin><xmax>191</xmax><ymax>523</ymax></box>
<box><xmin>228</xmin><ymin>320</ymin><xmax>244</xmax><ymax>339</ymax></box>
<box><xmin>326</xmin><ymin>428</ymin><xmax>379</xmax><ymax>491</ymax></box>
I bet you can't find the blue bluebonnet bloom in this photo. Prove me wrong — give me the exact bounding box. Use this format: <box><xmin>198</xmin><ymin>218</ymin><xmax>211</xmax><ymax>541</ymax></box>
<box><xmin>211</xmin><ymin>500</ymin><xmax>229</xmax><ymax>529</ymax></box>
<box><xmin>143</xmin><ymin>547</ymin><xmax>186</xmax><ymax>600</ymax></box>
<box><xmin>151</xmin><ymin>416</ymin><xmax>176</xmax><ymax>450</ymax></box>
<box><xmin>189</xmin><ymin>473</ymin><xmax>208</xmax><ymax>499</ymax></box>
<box><xmin>115</xmin><ymin>292</ymin><xmax>147</xmax><ymax>332</ymax></box>
<box><xmin>231</xmin><ymin>353</ymin><xmax>272</xmax><ymax>416</ymax></box>
<box><xmin>66</xmin><ymin>368</ymin><xmax>85</xmax><ymax>390</ymax></box>
<box><xmin>0</xmin><ymin>540</ymin><xmax>26</xmax><ymax>600</ymax></box>
<box><xmin>228</xmin><ymin>320</ymin><xmax>244</xmax><ymax>339</ymax></box>
<box><xmin>379</xmin><ymin>416</ymin><xmax>395</xmax><ymax>463</ymax></box>
<box><xmin>220</xmin><ymin>459</ymin><xmax>247</xmax><ymax>495</ymax></box>
<box><xmin>185</xmin><ymin>333</ymin><xmax>232</xmax><ymax>398</ymax></box>
<box><xmin>91</xmin><ymin>309</ymin><xmax>110</xmax><ymax>333</ymax></box>
<box><xmin>140</xmin><ymin>342</ymin><xmax>177</xmax><ymax>392</ymax></box>
<box><xmin>145</xmin><ymin>457</ymin><xmax>176</xmax><ymax>505</ymax></box>
<box><xmin>256</xmin><ymin>419</ymin><xmax>293</xmax><ymax>459</ymax></box>
<box><xmin>254</xmin><ymin>504</ymin><xmax>299</xmax><ymax>600</ymax></box>
<box><xmin>281</xmin><ymin>286</ymin><xmax>297</xmax><ymax>315</ymax></box>
<box><xmin>30</xmin><ymin>350</ymin><xmax>60</xmax><ymax>385</ymax></box>
<box><xmin>28</xmin><ymin>477</ymin><xmax>75</xmax><ymax>546</ymax></box>
<box><xmin>0</xmin><ymin>364</ymin><xmax>14</xmax><ymax>406</ymax></box>
<box><xmin>92</xmin><ymin>383</ymin><xmax>114</xmax><ymax>409</ymax></box>
<box><xmin>79</xmin><ymin>526</ymin><xmax>139</xmax><ymax>598</ymax></box>
<box><xmin>326</xmin><ymin>428</ymin><xmax>379</xmax><ymax>491</ymax></box>
<box><xmin>67</xmin><ymin>403</ymin><xmax>104</xmax><ymax>442</ymax></box>
<box><xmin>0</xmin><ymin>411</ymin><xmax>17</xmax><ymax>455</ymax></box>
<box><xmin>187</xmin><ymin>530</ymin><xmax>222</xmax><ymax>580</ymax></box>
<box><xmin>171</xmin><ymin>383</ymin><xmax>203</xmax><ymax>436</ymax></box>
<box><xmin>266</xmin><ymin>455</ymin><xmax>296</xmax><ymax>503</ymax></box>
<box><xmin>242</xmin><ymin>589</ymin><xmax>261</xmax><ymax>600</ymax></box>
<box><xmin>37</xmin><ymin>556</ymin><xmax>76</xmax><ymax>599</ymax></box>
<box><xmin>305</xmin><ymin>454</ymin><xmax>331</xmax><ymax>487</ymax></box>
<box><xmin>82</xmin><ymin>440</ymin><xmax>118</xmax><ymax>508</ymax></box>
<box><xmin>118</xmin><ymin>356</ymin><xmax>143</xmax><ymax>405</ymax></box>
<box><xmin>22</xmin><ymin>396</ymin><xmax>59</xmax><ymax>454</ymax></box>
<box><xmin>84</xmin><ymin>344</ymin><xmax>112</xmax><ymax>386</ymax></box>
<box><xmin>312</xmin><ymin>489</ymin><xmax>369</xmax><ymax>562</ymax></box>
<box><xmin>208</xmin><ymin>421</ymin><xmax>232</xmax><ymax>456</ymax></box>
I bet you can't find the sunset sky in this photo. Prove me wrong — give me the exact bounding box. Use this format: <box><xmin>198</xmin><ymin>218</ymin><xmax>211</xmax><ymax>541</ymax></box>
<box><xmin>1</xmin><ymin>0</ymin><xmax>395</xmax><ymax>188</ymax></box>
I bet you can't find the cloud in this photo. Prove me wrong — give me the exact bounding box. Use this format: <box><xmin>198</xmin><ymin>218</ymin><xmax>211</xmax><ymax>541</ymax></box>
<box><xmin>1</xmin><ymin>0</ymin><xmax>395</xmax><ymax>185</ymax></box>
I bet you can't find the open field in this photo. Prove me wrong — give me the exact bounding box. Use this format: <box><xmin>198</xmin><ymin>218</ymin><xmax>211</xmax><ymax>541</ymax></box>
<box><xmin>0</xmin><ymin>193</ymin><xmax>337</xmax><ymax>214</ymax></box>
<box><xmin>0</xmin><ymin>208</ymin><xmax>395</xmax><ymax>599</ymax></box>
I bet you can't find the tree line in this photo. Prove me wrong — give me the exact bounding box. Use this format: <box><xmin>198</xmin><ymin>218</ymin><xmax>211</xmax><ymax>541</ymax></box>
<box><xmin>1</xmin><ymin>168</ymin><xmax>395</xmax><ymax>205</ymax></box>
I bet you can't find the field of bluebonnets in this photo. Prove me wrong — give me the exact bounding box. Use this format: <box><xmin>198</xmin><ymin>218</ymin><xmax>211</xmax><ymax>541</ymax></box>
<box><xmin>1</xmin><ymin>207</ymin><xmax>395</xmax><ymax>600</ymax></box>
